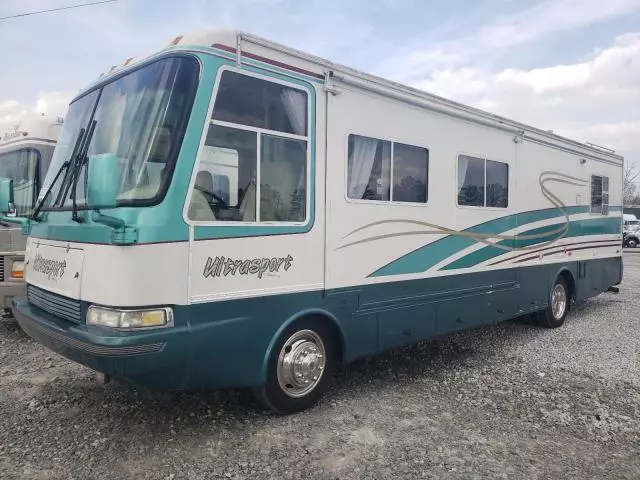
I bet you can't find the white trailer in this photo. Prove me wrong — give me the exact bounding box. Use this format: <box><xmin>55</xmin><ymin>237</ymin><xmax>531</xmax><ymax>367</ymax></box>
<box><xmin>5</xmin><ymin>29</ymin><xmax>623</xmax><ymax>413</ymax></box>
<box><xmin>0</xmin><ymin>115</ymin><xmax>62</xmax><ymax>315</ymax></box>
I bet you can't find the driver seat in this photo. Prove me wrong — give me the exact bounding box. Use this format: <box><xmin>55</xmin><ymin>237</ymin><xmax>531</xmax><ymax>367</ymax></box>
<box><xmin>195</xmin><ymin>171</ymin><xmax>214</xmax><ymax>198</ymax></box>
<box><xmin>188</xmin><ymin>170</ymin><xmax>216</xmax><ymax>221</ymax></box>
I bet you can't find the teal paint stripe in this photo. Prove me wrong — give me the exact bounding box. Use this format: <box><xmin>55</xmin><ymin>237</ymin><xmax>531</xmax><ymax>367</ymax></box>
<box><xmin>441</xmin><ymin>216</ymin><xmax>621</xmax><ymax>270</ymax></box>
<box><xmin>370</xmin><ymin>206</ymin><xmax>589</xmax><ymax>277</ymax></box>
<box><xmin>441</xmin><ymin>223</ymin><xmax>562</xmax><ymax>270</ymax></box>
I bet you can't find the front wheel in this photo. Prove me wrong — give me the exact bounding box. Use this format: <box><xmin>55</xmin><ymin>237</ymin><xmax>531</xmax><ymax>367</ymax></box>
<box><xmin>536</xmin><ymin>276</ymin><xmax>570</xmax><ymax>328</ymax></box>
<box><xmin>254</xmin><ymin>319</ymin><xmax>335</xmax><ymax>414</ymax></box>
<box><xmin>626</xmin><ymin>237</ymin><xmax>638</xmax><ymax>248</ymax></box>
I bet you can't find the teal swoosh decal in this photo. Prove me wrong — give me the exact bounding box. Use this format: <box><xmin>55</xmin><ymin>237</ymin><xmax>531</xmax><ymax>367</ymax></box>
<box><xmin>369</xmin><ymin>206</ymin><xmax>593</xmax><ymax>278</ymax></box>
<box><xmin>440</xmin><ymin>217</ymin><xmax>621</xmax><ymax>270</ymax></box>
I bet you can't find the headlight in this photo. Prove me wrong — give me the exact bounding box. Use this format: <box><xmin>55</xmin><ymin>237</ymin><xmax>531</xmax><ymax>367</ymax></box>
<box><xmin>10</xmin><ymin>260</ymin><xmax>24</xmax><ymax>279</ymax></box>
<box><xmin>87</xmin><ymin>306</ymin><xmax>173</xmax><ymax>330</ymax></box>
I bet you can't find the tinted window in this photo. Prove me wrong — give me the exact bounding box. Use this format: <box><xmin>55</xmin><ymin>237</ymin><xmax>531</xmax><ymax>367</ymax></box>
<box><xmin>213</xmin><ymin>71</ymin><xmax>308</xmax><ymax>136</ymax></box>
<box><xmin>486</xmin><ymin>160</ymin><xmax>509</xmax><ymax>208</ymax></box>
<box><xmin>458</xmin><ymin>155</ymin><xmax>509</xmax><ymax>208</ymax></box>
<box><xmin>591</xmin><ymin>175</ymin><xmax>609</xmax><ymax>215</ymax></box>
<box><xmin>393</xmin><ymin>143</ymin><xmax>428</xmax><ymax>203</ymax></box>
<box><xmin>591</xmin><ymin>175</ymin><xmax>603</xmax><ymax>208</ymax></box>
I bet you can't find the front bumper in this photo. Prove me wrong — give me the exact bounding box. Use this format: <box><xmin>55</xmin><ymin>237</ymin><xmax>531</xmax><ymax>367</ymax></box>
<box><xmin>0</xmin><ymin>281</ymin><xmax>25</xmax><ymax>311</ymax></box>
<box><xmin>12</xmin><ymin>297</ymin><xmax>191</xmax><ymax>391</ymax></box>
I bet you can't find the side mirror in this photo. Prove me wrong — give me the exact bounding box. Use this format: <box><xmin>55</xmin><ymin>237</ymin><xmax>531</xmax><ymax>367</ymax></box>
<box><xmin>86</xmin><ymin>153</ymin><xmax>120</xmax><ymax>209</ymax></box>
<box><xmin>0</xmin><ymin>177</ymin><xmax>16</xmax><ymax>216</ymax></box>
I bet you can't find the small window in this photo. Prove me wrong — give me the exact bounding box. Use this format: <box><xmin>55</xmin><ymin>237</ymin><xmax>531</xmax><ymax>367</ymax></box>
<box><xmin>347</xmin><ymin>134</ymin><xmax>428</xmax><ymax>203</ymax></box>
<box><xmin>393</xmin><ymin>143</ymin><xmax>429</xmax><ymax>203</ymax></box>
<box><xmin>486</xmin><ymin>160</ymin><xmax>509</xmax><ymax>208</ymax></box>
<box><xmin>457</xmin><ymin>155</ymin><xmax>509</xmax><ymax>208</ymax></box>
<box><xmin>591</xmin><ymin>175</ymin><xmax>609</xmax><ymax>215</ymax></box>
<box><xmin>213</xmin><ymin>71</ymin><xmax>307</xmax><ymax>136</ymax></box>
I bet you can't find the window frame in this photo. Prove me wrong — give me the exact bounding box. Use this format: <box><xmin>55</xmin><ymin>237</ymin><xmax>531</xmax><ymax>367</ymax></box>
<box><xmin>343</xmin><ymin>131</ymin><xmax>430</xmax><ymax>207</ymax></box>
<box><xmin>0</xmin><ymin>146</ymin><xmax>42</xmax><ymax>217</ymax></box>
<box><xmin>185</xmin><ymin>65</ymin><xmax>313</xmax><ymax>227</ymax></box>
<box><xmin>455</xmin><ymin>152</ymin><xmax>510</xmax><ymax>210</ymax></box>
<box><xmin>590</xmin><ymin>174</ymin><xmax>610</xmax><ymax>216</ymax></box>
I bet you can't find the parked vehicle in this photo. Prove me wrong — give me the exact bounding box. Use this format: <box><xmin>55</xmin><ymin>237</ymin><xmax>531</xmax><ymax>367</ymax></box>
<box><xmin>2</xmin><ymin>30</ymin><xmax>623</xmax><ymax>413</ymax></box>
<box><xmin>623</xmin><ymin>214</ymin><xmax>640</xmax><ymax>248</ymax></box>
<box><xmin>0</xmin><ymin>116</ymin><xmax>61</xmax><ymax>317</ymax></box>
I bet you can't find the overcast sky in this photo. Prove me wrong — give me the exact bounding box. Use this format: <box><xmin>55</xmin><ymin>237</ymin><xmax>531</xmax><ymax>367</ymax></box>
<box><xmin>1</xmin><ymin>0</ymin><xmax>639</xmax><ymax>167</ymax></box>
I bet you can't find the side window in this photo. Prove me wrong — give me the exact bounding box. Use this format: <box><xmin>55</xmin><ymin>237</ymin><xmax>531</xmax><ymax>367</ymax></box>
<box><xmin>393</xmin><ymin>143</ymin><xmax>429</xmax><ymax>203</ymax></box>
<box><xmin>457</xmin><ymin>155</ymin><xmax>485</xmax><ymax>207</ymax></box>
<box><xmin>457</xmin><ymin>155</ymin><xmax>509</xmax><ymax>208</ymax></box>
<box><xmin>347</xmin><ymin>135</ymin><xmax>391</xmax><ymax>201</ymax></box>
<box><xmin>347</xmin><ymin>134</ymin><xmax>428</xmax><ymax>204</ymax></box>
<box><xmin>188</xmin><ymin>70</ymin><xmax>308</xmax><ymax>223</ymax></box>
<box><xmin>591</xmin><ymin>175</ymin><xmax>609</xmax><ymax>215</ymax></box>
<box><xmin>486</xmin><ymin>160</ymin><xmax>509</xmax><ymax>208</ymax></box>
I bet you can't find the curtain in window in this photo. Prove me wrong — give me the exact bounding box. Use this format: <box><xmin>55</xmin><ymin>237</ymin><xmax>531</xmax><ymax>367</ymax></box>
<box><xmin>348</xmin><ymin>136</ymin><xmax>378</xmax><ymax>199</ymax></box>
<box><xmin>280</xmin><ymin>90</ymin><xmax>306</xmax><ymax>136</ymax></box>
<box><xmin>379</xmin><ymin>141</ymin><xmax>391</xmax><ymax>200</ymax></box>
<box><xmin>457</xmin><ymin>155</ymin><xmax>469</xmax><ymax>195</ymax></box>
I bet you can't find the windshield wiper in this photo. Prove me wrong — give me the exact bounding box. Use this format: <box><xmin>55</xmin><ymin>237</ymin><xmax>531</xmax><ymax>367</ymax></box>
<box><xmin>31</xmin><ymin>127</ymin><xmax>86</xmax><ymax>221</ymax></box>
<box><xmin>69</xmin><ymin>119</ymin><xmax>97</xmax><ymax>223</ymax></box>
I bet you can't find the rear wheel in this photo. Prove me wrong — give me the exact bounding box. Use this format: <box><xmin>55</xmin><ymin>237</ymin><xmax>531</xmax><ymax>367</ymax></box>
<box><xmin>254</xmin><ymin>319</ymin><xmax>335</xmax><ymax>414</ymax></box>
<box><xmin>626</xmin><ymin>237</ymin><xmax>638</xmax><ymax>248</ymax></box>
<box><xmin>536</xmin><ymin>276</ymin><xmax>570</xmax><ymax>328</ymax></box>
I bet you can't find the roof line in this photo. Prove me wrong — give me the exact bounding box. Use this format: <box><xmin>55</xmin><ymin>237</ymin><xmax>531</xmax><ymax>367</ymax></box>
<box><xmin>237</xmin><ymin>31</ymin><xmax>623</xmax><ymax>162</ymax></box>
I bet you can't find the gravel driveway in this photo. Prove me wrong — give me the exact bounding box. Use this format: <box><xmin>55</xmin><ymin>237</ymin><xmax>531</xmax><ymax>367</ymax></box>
<box><xmin>1</xmin><ymin>256</ymin><xmax>639</xmax><ymax>480</ymax></box>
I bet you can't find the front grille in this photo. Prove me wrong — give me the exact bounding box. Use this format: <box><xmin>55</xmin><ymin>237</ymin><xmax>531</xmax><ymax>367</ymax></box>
<box><xmin>0</xmin><ymin>256</ymin><xmax>4</xmax><ymax>282</ymax></box>
<box><xmin>27</xmin><ymin>285</ymin><xmax>82</xmax><ymax>324</ymax></box>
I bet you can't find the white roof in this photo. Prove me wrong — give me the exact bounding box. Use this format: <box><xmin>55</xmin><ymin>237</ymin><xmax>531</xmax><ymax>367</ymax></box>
<box><xmin>0</xmin><ymin>114</ymin><xmax>63</xmax><ymax>149</ymax></box>
<box><xmin>85</xmin><ymin>28</ymin><xmax>622</xmax><ymax>162</ymax></box>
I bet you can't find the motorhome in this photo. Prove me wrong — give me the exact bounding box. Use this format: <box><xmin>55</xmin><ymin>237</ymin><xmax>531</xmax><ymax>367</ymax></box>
<box><xmin>3</xmin><ymin>30</ymin><xmax>623</xmax><ymax>414</ymax></box>
<box><xmin>0</xmin><ymin>115</ymin><xmax>61</xmax><ymax>317</ymax></box>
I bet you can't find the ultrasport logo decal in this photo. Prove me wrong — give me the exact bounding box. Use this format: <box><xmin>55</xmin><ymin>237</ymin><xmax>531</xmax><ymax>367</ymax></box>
<box><xmin>203</xmin><ymin>255</ymin><xmax>293</xmax><ymax>279</ymax></box>
<box><xmin>32</xmin><ymin>253</ymin><xmax>66</xmax><ymax>280</ymax></box>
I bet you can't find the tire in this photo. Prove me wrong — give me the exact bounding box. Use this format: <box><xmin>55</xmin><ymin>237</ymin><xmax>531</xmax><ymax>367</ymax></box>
<box><xmin>536</xmin><ymin>276</ymin><xmax>570</xmax><ymax>328</ymax></box>
<box><xmin>253</xmin><ymin>318</ymin><xmax>335</xmax><ymax>415</ymax></box>
<box><xmin>626</xmin><ymin>238</ymin><xmax>638</xmax><ymax>248</ymax></box>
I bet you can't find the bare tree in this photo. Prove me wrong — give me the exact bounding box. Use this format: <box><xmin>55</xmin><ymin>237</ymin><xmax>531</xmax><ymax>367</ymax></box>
<box><xmin>624</xmin><ymin>164</ymin><xmax>640</xmax><ymax>205</ymax></box>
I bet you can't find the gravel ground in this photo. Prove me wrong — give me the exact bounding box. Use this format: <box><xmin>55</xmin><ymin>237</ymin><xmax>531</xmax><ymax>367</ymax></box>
<box><xmin>1</xmin><ymin>256</ymin><xmax>639</xmax><ymax>480</ymax></box>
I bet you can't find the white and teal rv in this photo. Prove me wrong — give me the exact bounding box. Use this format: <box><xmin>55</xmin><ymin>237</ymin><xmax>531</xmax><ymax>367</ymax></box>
<box><xmin>0</xmin><ymin>116</ymin><xmax>61</xmax><ymax>316</ymax></box>
<box><xmin>2</xmin><ymin>30</ymin><xmax>623</xmax><ymax>413</ymax></box>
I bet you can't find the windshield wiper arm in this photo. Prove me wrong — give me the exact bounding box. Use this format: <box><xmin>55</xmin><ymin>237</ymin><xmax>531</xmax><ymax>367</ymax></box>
<box><xmin>70</xmin><ymin>119</ymin><xmax>97</xmax><ymax>223</ymax></box>
<box><xmin>31</xmin><ymin>127</ymin><xmax>86</xmax><ymax>221</ymax></box>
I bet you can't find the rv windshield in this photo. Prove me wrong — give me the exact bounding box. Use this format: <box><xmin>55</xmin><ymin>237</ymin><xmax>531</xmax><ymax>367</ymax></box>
<box><xmin>0</xmin><ymin>148</ymin><xmax>40</xmax><ymax>217</ymax></box>
<box><xmin>39</xmin><ymin>56</ymin><xmax>199</xmax><ymax>211</ymax></box>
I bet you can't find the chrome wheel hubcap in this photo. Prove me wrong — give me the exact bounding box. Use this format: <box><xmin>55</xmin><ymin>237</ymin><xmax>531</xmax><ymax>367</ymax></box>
<box><xmin>277</xmin><ymin>330</ymin><xmax>326</xmax><ymax>398</ymax></box>
<box><xmin>551</xmin><ymin>283</ymin><xmax>567</xmax><ymax>319</ymax></box>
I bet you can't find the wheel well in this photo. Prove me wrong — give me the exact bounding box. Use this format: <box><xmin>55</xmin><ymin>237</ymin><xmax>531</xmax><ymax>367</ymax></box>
<box><xmin>304</xmin><ymin>313</ymin><xmax>345</xmax><ymax>364</ymax></box>
<box><xmin>558</xmin><ymin>270</ymin><xmax>576</xmax><ymax>302</ymax></box>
